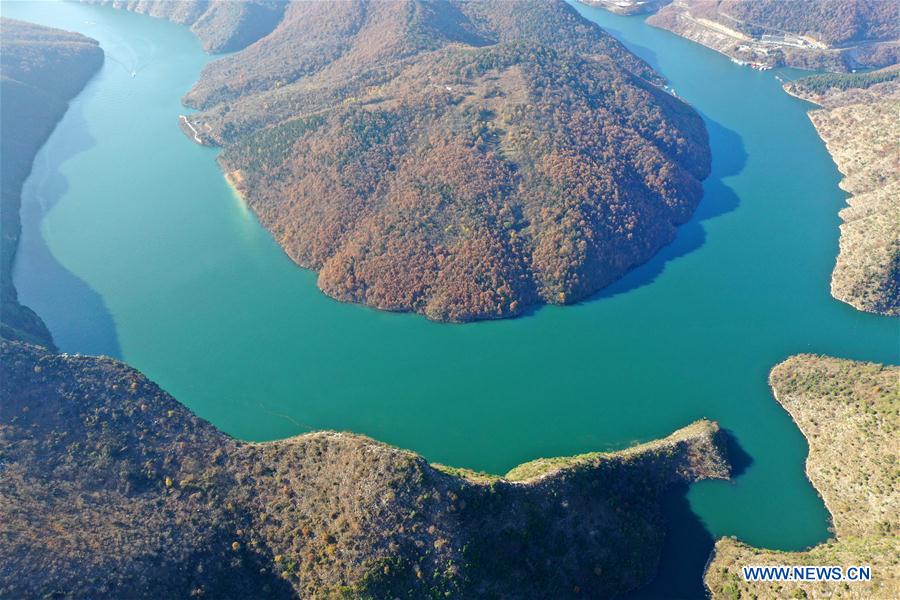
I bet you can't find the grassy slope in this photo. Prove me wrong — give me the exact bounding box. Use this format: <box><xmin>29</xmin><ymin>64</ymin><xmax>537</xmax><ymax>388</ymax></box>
<box><xmin>784</xmin><ymin>69</ymin><xmax>899</xmax><ymax>316</ymax></box>
<box><xmin>705</xmin><ymin>355</ymin><xmax>899</xmax><ymax>600</ymax></box>
<box><xmin>1</xmin><ymin>339</ymin><xmax>731</xmax><ymax>599</ymax></box>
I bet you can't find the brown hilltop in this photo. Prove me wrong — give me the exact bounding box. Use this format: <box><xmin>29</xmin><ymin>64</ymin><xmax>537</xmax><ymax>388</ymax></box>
<box><xmin>1</xmin><ymin>13</ymin><xmax>728</xmax><ymax>597</ymax></box>
<box><xmin>715</xmin><ymin>0</ymin><xmax>898</xmax><ymax>47</ymax></box>
<box><xmin>104</xmin><ymin>0</ymin><xmax>711</xmax><ymax>322</ymax></box>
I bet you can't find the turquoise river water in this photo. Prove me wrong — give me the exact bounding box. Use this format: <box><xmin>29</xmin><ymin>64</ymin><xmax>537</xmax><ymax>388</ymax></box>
<box><xmin>5</xmin><ymin>1</ymin><xmax>898</xmax><ymax>596</ymax></box>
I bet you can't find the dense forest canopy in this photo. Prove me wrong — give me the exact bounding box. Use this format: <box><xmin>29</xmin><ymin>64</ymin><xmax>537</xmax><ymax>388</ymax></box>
<box><xmin>170</xmin><ymin>0</ymin><xmax>711</xmax><ymax>322</ymax></box>
<box><xmin>791</xmin><ymin>64</ymin><xmax>899</xmax><ymax>94</ymax></box>
<box><xmin>719</xmin><ymin>0</ymin><xmax>899</xmax><ymax>46</ymax></box>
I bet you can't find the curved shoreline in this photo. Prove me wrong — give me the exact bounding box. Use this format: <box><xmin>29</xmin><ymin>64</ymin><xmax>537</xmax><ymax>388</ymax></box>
<box><xmin>0</xmin><ymin>18</ymin><xmax>104</xmax><ymax>348</ymax></box>
<box><xmin>1</xmin><ymin>339</ymin><xmax>733</xmax><ymax>598</ymax></box>
<box><xmin>6</xmin><ymin>5</ymin><xmax>895</xmax><ymax>598</ymax></box>
<box><xmin>107</xmin><ymin>0</ymin><xmax>713</xmax><ymax>324</ymax></box>
<box><xmin>782</xmin><ymin>75</ymin><xmax>900</xmax><ymax>317</ymax></box>
<box><xmin>704</xmin><ymin>355</ymin><xmax>900</xmax><ymax>599</ymax></box>
<box><xmin>0</xmin><ymin>15</ymin><xmax>733</xmax><ymax>597</ymax></box>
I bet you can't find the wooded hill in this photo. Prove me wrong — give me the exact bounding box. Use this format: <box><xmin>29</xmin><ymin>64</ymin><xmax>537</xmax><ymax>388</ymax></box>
<box><xmin>717</xmin><ymin>0</ymin><xmax>898</xmax><ymax>46</ymax></box>
<box><xmin>118</xmin><ymin>0</ymin><xmax>711</xmax><ymax>322</ymax></box>
<box><xmin>85</xmin><ymin>0</ymin><xmax>286</xmax><ymax>53</ymax></box>
<box><xmin>642</xmin><ymin>0</ymin><xmax>899</xmax><ymax>71</ymax></box>
<box><xmin>1</xmin><ymin>339</ymin><xmax>731</xmax><ymax>598</ymax></box>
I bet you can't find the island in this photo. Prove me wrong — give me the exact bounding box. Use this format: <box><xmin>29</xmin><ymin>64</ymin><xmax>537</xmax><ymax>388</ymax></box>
<box><xmin>0</xmin><ymin>18</ymin><xmax>103</xmax><ymax>347</ymax></box>
<box><xmin>1</xmin><ymin>339</ymin><xmax>731</xmax><ymax>598</ymax></box>
<box><xmin>95</xmin><ymin>0</ymin><xmax>711</xmax><ymax>322</ymax></box>
<box><xmin>705</xmin><ymin>355</ymin><xmax>899</xmax><ymax>599</ymax></box>
<box><xmin>580</xmin><ymin>0</ymin><xmax>899</xmax><ymax>71</ymax></box>
<box><xmin>784</xmin><ymin>67</ymin><xmax>899</xmax><ymax>316</ymax></box>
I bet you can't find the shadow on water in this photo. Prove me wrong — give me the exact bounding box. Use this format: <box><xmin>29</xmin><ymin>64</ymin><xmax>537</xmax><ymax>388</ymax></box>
<box><xmin>721</xmin><ymin>428</ymin><xmax>754</xmax><ymax>479</ymax></box>
<box><xmin>590</xmin><ymin>117</ymin><xmax>746</xmax><ymax>303</ymax></box>
<box><xmin>496</xmin><ymin>114</ymin><xmax>745</xmax><ymax>322</ymax></box>
<box><xmin>621</xmin><ymin>431</ymin><xmax>754</xmax><ymax>600</ymax></box>
<box><xmin>14</xmin><ymin>88</ymin><xmax>121</xmax><ymax>358</ymax></box>
<box><xmin>623</xmin><ymin>485</ymin><xmax>716</xmax><ymax>600</ymax></box>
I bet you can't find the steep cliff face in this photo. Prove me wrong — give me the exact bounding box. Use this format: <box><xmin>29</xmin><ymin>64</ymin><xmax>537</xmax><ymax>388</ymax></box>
<box><xmin>100</xmin><ymin>0</ymin><xmax>711</xmax><ymax>322</ymax></box>
<box><xmin>1</xmin><ymin>339</ymin><xmax>731</xmax><ymax>599</ymax></box>
<box><xmin>0</xmin><ymin>18</ymin><xmax>104</xmax><ymax>348</ymax></box>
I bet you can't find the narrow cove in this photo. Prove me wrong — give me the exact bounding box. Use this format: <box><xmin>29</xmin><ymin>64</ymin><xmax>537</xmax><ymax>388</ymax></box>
<box><xmin>6</xmin><ymin>0</ymin><xmax>898</xmax><ymax>595</ymax></box>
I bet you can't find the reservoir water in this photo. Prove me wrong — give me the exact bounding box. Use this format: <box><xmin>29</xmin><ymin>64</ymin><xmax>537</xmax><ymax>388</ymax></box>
<box><xmin>6</xmin><ymin>1</ymin><xmax>898</xmax><ymax>596</ymax></box>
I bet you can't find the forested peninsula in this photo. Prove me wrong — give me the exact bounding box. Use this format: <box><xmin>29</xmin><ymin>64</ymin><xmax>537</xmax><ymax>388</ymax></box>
<box><xmin>95</xmin><ymin>0</ymin><xmax>711</xmax><ymax>322</ymax></box>
<box><xmin>1</xmin><ymin>339</ymin><xmax>732</xmax><ymax>599</ymax></box>
<box><xmin>0</xmin><ymin>18</ymin><xmax>103</xmax><ymax>347</ymax></box>
<box><xmin>5</xmin><ymin>6</ymin><xmax>896</xmax><ymax>600</ymax></box>
<box><xmin>784</xmin><ymin>67</ymin><xmax>899</xmax><ymax>316</ymax></box>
